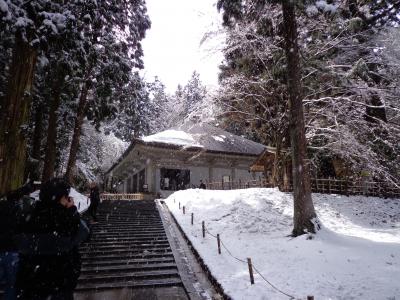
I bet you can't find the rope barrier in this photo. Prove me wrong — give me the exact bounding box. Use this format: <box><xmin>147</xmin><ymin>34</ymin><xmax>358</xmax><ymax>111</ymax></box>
<box><xmin>183</xmin><ymin>206</ymin><xmax>296</xmax><ymax>299</ymax></box>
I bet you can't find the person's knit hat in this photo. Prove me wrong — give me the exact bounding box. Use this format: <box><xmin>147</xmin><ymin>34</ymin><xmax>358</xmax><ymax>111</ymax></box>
<box><xmin>39</xmin><ymin>178</ymin><xmax>71</xmax><ymax>203</ymax></box>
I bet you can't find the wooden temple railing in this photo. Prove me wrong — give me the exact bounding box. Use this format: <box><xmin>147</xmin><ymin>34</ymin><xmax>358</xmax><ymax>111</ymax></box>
<box><xmin>100</xmin><ymin>193</ymin><xmax>156</xmax><ymax>201</ymax></box>
<box><xmin>206</xmin><ymin>178</ymin><xmax>400</xmax><ymax>198</ymax></box>
<box><xmin>206</xmin><ymin>179</ymin><xmax>274</xmax><ymax>190</ymax></box>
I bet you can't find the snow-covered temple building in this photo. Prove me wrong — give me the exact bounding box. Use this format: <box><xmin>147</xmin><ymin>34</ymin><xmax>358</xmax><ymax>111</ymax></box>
<box><xmin>105</xmin><ymin>123</ymin><xmax>265</xmax><ymax>197</ymax></box>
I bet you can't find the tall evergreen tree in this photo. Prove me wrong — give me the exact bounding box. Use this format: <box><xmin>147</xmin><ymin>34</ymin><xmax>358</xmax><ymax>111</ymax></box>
<box><xmin>0</xmin><ymin>0</ymin><xmax>79</xmax><ymax>194</ymax></box>
<box><xmin>63</xmin><ymin>0</ymin><xmax>150</xmax><ymax>183</ymax></box>
<box><xmin>281</xmin><ymin>0</ymin><xmax>317</xmax><ymax>235</ymax></box>
<box><xmin>182</xmin><ymin>71</ymin><xmax>207</xmax><ymax>116</ymax></box>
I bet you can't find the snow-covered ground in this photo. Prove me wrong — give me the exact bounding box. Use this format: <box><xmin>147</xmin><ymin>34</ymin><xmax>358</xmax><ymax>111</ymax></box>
<box><xmin>164</xmin><ymin>188</ymin><xmax>400</xmax><ymax>299</ymax></box>
<box><xmin>30</xmin><ymin>187</ymin><xmax>90</xmax><ymax>213</ymax></box>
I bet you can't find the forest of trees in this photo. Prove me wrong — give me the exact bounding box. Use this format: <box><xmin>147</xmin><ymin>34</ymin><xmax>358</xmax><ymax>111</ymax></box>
<box><xmin>1</xmin><ymin>0</ymin><xmax>400</xmax><ymax>234</ymax></box>
<box><xmin>214</xmin><ymin>0</ymin><xmax>400</xmax><ymax>234</ymax></box>
<box><xmin>215</xmin><ymin>0</ymin><xmax>400</xmax><ymax>187</ymax></box>
<box><xmin>0</xmin><ymin>0</ymin><xmax>151</xmax><ymax>193</ymax></box>
<box><xmin>0</xmin><ymin>0</ymin><xmax>211</xmax><ymax>194</ymax></box>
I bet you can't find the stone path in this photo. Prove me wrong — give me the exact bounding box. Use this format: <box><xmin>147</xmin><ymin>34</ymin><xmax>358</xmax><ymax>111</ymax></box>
<box><xmin>74</xmin><ymin>199</ymin><xmax>219</xmax><ymax>300</ymax></box>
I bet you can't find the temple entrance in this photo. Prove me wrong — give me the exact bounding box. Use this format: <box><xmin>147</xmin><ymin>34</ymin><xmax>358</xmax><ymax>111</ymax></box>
<box><xmin>138</xmin><ymin>169</ymin><xmax>146</xmax><ymax>192</ymax></box>
<box><xmin>160</xmin><ymin>168</ymin><xmax>190</xmax><ymax>191</ymax></box>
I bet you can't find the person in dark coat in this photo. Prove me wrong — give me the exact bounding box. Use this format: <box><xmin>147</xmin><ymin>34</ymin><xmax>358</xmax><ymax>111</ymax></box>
<box><xmin>88</xmin><ymin>182</ymin><xmax>100</xmax><ymax>224</ymax></box>
<box><xmin>199</xmin><ymin>180</ymin><xmax>206</xmax><ymax>189</ymax></box>
<box><xmin>0</xmin><ymin>182</ymin><xmax>34</xmax><ymax>300</ymax></box>
<box><xmin>15</xmin><ymin>178</ymin><xmax>89</xmax><ymax>300</ymax></box>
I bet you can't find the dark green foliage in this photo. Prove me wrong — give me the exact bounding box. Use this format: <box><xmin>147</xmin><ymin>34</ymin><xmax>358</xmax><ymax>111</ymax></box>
<box><xmin>1</xmin><ymin>0</ymin><xmax>152</xmax><ymax>184</ymax></box>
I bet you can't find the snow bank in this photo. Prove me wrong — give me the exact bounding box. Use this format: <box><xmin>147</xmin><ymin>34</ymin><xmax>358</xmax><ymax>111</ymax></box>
<box><xmin>30</xmin><ymin>187</ymin><xmax>90</xmax><ymax>213</ymax></box>
<box><xmin>141</xmin><ymin>129</ymin><xmax>202</xmax><ymax>147</ymax></box>
<box><xmin>165</xmin><ymin>188</ymin><xmax>400</xmax><ymax>299</ymax></box>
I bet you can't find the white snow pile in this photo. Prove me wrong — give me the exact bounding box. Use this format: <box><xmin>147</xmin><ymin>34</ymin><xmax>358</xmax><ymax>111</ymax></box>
<box><xmin>212</xmin><ymin>135</ymin><xmax>226</xmax><ymax>142</ymax></box>
<box><xmin>30</xmin><ymin>187</ymin><xmax>90</xmax><ymax>213</ymax></box>
<box><xmin>165</xmin><ymin>188</ymin><xmax>400</xmax><ymax>299</ymax></box>
<box><xmin>306</xmin><ymin>1</ymin><xmax>338</xmax><ymax>16</ymax></box>
<box><xmin>315</xmin><ymin>0</ymin><xmax>338</xmax><ymax>13</ymax></box>
<box><xmin>141</xmin><ymin>129</ymin><xmax>203</xmax><ymax>147</ymax></box>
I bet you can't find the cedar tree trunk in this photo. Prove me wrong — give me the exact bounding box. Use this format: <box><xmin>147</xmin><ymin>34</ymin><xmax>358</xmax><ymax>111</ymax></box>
<box><xmin>0</xmin><ymin>36</ymin><xmax>37</xmax><ymax>195</ymax></box>
<box><xmin>281</xmin><ymin>0</ymin><xmax>318</xmax><ymax>236</ymax></box>
<box><xmin>31</xmin><ymin>103</ymin><xmax>44</xmax><ymax>162</ymax></box>
<box><xmin>24</xmin><ymin>103</ymin><xmax>44</xmax><ymax>181</ymax></box>
<box><xmin>65</xmin><ymin>81</ymin><xmax>89</xmax><ymax>183</ymax></box>
<box><xmin>42</xmin><ymin>72</ymin><xmax>64</xmax><ymax>182</ymax></box>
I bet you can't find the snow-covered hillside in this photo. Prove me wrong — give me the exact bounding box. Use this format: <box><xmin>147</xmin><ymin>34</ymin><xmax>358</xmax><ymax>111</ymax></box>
<box><xmin>75</xmin><ymin>123</ymin><xmax>129</xmax><ymax>182</ymax></box>
<box><xmin>165</xmin><ymin>188</ymin><xmax>400</xmax><ymax>299</ymax></box>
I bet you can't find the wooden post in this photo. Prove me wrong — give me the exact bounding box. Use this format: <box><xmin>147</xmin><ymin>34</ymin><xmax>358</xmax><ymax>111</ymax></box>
<box><xmin>307</xmin><ymin>296</ymin><xmax>314</xmax><ymax>300</ymax></box>
<box><xmin>183</xmin><ymin>206</ymin><xmax>185</xmax><ymax>214</ymax></box>
<box><xmin>247</xmin><ymin>258</ymin><xmax>255</xmax><ymax>284</ymax></box>
<box><xmin>179</xmin><ymin>202</ymin><xmax>181</xmax><ymax>209</ymax></box>
<box><xmin>328</xmin><ymin>178</ymin><xmax>331</xmax><ymax>194</ymax></box>
<box><xmin>202</xmin><ymin>221</ymin><xmax>205</xmax><ymax>238</ymax></box>
<box><xmin>222</xmin><ymin>179</ymin><xmax>224</xmax><ymax>190</ymax></box>
<box><xmin>239</xmin><ymin>179</ymin><xmax>242</xmax><ymax>189</ymax></box>
<box><xmin>217</xmin><ymin>234</ymin><xmax>221</xmax><ymax>254</ymax></box>
<box><xmin>191</xmin><ymin>213</ymin><xmax>193</xmax><ymax>225</ymax></box>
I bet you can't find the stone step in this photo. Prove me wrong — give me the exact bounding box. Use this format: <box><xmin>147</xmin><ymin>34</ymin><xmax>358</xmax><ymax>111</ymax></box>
<box><xmin>75</xmin><ymin>277</ymin><xmax>183</xmax><ymax>291</ymax></box>
<box><xmin>81</xmin><ymin>252</ymin><xmax>174</xmax><ymax>261</ymax></box>
<box><xmin>81</xmin><ymin>262</ymin><xmax>177</xmax><ymax>274</ymax></box>
<box><xmin>78</xmin><ymin>269</ymin><xmax>180</xmax><ymax>284</ymax></box>
<box><xmin>92</xmin><ymin>227</ymin><xmax>165</xmax><ymax>234</ymax></box>
<box><xmin>80</xmin><ymin>243</ymin><xmax>170</xmax><ymax>252</ymax></box>
<box><xmin>88</xmin><ymin>236</ymin><xmax>167</xmax><ymax>242</ymax></box>
<box><xmin>95</xmin><ymin>220</ymin><xmax>160</xmax><ymax>223</ymax></box>
<box><xmin>89</xmin><ymin>233</ymin><xmax>167</xmax><ymax>239</ymax></box>
<box><xmin>84</xmin><ymin>237</ymin><xmax>168</xmax><ymax>244</ymax></box>
<box><xmin>82</xmin><ymin>257</ymin><xmax>175</xmax><ymax>267</ymax></box>
<box><xmin>91</xmin><ymin>222</ymin><xmax>163</xmax><ymax>226</ymax></box>
<box><xmin>80</xmin><ymin>247</ymin><xmax>171</xmax><ymax>256</ymax></box>
<box><xmin>81</xmin><ymin>240</ymin><xmax>169</xmax><ymax>248</ymax></box>
<box><xmin>81</xmin><ymin>237</ymin><xmax>168</xmax><ymax>245</ymax></box>
<box><xmin>91</xmin><ymin>228</ymin><xmax>165</xmax><ymax>233</ymax></box>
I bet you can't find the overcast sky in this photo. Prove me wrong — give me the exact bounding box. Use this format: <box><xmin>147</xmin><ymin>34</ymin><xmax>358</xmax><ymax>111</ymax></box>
<box><xmin>141</xmin><ymin>0</ymin><xmax>224</xmax><ymax>93</ymax></box>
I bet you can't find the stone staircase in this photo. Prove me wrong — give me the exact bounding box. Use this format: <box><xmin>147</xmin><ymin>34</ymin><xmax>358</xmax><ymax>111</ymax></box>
<box><xmin>76</xmin><ymin>200</ymin><xmax>185</xmax><ymax>293</ymax></box>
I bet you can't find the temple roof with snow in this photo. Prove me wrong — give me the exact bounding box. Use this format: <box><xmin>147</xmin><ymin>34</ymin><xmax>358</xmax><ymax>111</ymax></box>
<box><xmin>139</xmin><ymin>123</ymin><xmax>265</xmax><ymax>156</ymax></box>
<box><xmin>106</xmin><ymin>123</ymin><xmax>266</xmax><ymax>175</ymax></box>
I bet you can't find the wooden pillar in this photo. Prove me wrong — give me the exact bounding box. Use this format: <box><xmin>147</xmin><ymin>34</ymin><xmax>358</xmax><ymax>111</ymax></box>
<box><xmin>208</xmin><ymin>165</ymin><xmax>214</xmax><ymax>182</ymax></box>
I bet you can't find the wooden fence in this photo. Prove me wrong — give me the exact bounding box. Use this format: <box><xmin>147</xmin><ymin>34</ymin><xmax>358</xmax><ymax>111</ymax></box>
<box><xmin>207</xmin><ymin>179</ymin><xmax>274</xmax><ymax>190</ymax></box>
<box><xmin>206</xmin><ymin>178</ymin><xmax>400</xmax><ymax>198</ymax></box>
<box><xmin>309</xmin><ymin>178</ymin><xmax>400</xmax><ymax>198</ymax></box>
